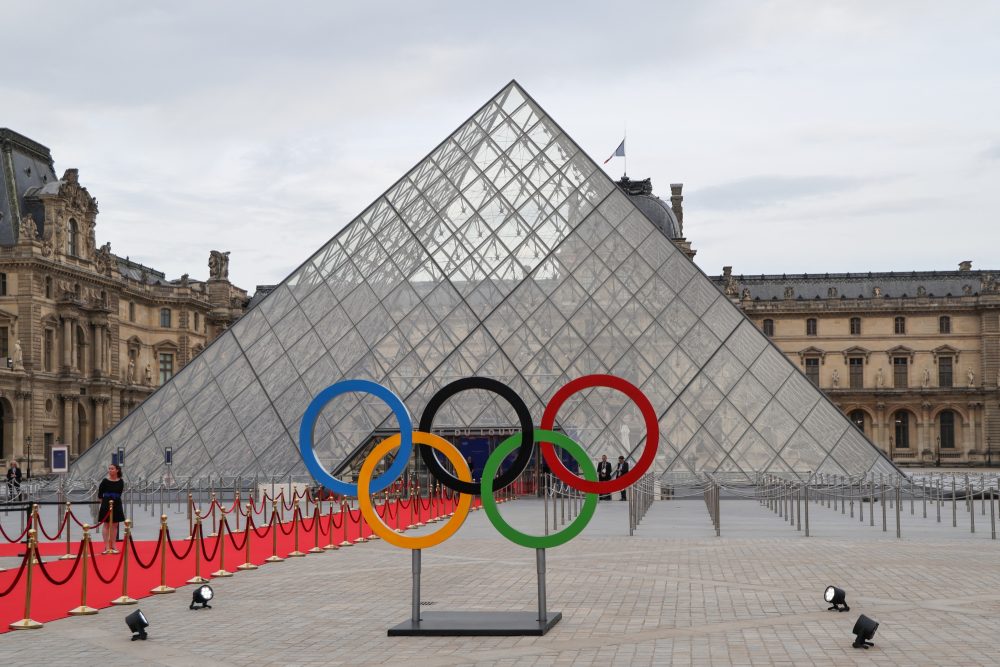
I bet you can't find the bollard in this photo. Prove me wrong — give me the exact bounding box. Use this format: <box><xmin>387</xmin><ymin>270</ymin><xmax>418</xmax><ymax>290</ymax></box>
<box><xmin>68</xmin><ymin>525</ymin><xmax>99</xmax><ymax>615</ymax></box>
<box><xmin>895</xmin><ymin>482</ymin><xmax>901</xmax><ymax>539</ymax></box>
<box><xmin>881</xmin><ymin>477</ymin><xmax>887</xmax><ymax>532</ymax></box>
<box><xmin>991</xmin><ymin>485</ymin><xmax>996</xmax><ymax>541</ymax></box>
<box><xmin>952</xmin><ymin>476</ymin><xmax>957</xmax><ymax>528</ymax></box>
<box><xmin>60</xmin><ymin>501</ymin><xmax>75</xmax><ymax>560</ymax></box>
<box><xmin>151</xmin><ymin>514</ymin><xmax>176</xmax><ymax>593</ymax></box>
<box><xmin>187</xmin><ymin>511</ymin><xmax>209</xmax><ymax>584</ymax></box>
<box><xmin>112</xmin><ymin>520</ymin><xmax>139</xmax><ymax>604</ymax></box>
<box><xmin>804</xmin><ymin>481</ymin><xmax>810</xmax><ymax>537</ymax></box>
<box><xmin>969</xmin><ymin>480</ymin><xmax>975</xmax><ymax>534</ymax></box>
<box><xmin>237</xmin><ymin>503</ymin><xmax>258</xmax><ymax>570</ymax></box>
<box><xmin>212</xmin><ymin>511</ymin><xmax>234</xmax><ymax>577</ymax></box>
<box><xmin>9</xmin><ymin>530</ymin><xmax>43</xmax><ymax>629</ymax></box>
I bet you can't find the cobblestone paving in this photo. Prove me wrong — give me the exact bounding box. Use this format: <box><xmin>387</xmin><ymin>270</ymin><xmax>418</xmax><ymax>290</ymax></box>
<box><xmin>3</xmin><ymin>497</ymin><xmax>1000</xmax><ymax>666</ymax></box>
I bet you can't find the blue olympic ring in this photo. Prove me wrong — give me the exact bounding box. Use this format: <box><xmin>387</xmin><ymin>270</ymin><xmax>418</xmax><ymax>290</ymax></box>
<box><xmin>298</xmin><ymin>379</ymin><xmax>413</xmax><ymax>496</ymax></box>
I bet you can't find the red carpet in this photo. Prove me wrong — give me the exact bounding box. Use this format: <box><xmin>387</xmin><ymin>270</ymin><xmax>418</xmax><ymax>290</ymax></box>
<box><xmin>0</xmin><ymin>494</ymin><xmax>478</xmax><ymax>631</ymax></box>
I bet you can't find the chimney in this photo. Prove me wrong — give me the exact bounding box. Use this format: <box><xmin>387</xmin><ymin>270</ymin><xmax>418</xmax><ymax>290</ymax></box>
<box><xmin>670</xmin><ymin>183</ymin><xmax>684</xmax><ymax>236</ymax></box>
<box><xmin>959</xmin><ymin>260</ymin><xmax>972</xmax><ymax>271</ymax></box>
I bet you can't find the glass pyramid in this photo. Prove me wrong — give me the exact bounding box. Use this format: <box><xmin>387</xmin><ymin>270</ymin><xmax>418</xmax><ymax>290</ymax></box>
<box><xmin>70</xmin><ymin>81</ymin><xmax>899</xmax><ymax>485</ymax></box>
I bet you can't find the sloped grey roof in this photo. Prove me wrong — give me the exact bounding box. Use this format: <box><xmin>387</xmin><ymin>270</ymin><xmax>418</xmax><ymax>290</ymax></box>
<box><xmin>711</xmin><ymin>270</ymin><xmax>996</xmax><ymax>301</ymax></box>
<box><xmin>628</xmin><ymin>193</ymin><xmax>681</xmax><ymax>239</ymax></box>
<box><xmin>0</xmin><ymin>128</ymin><xmax>58</xmax><ymax>245</ymax></box>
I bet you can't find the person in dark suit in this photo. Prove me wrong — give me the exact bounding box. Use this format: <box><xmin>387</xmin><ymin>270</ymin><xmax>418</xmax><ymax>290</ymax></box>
<box><xmin>614</xmin><ymin>456</ymin><xmax>630</xmax><ymax>500</ymax></box>
<box><xmin>597</xmin><ymin>455</ymin><xmax>612</xmax><ymax>500</ymax></box>
<box><xmin>6</xmin><ymin>460</ymin><xmax>21</xmax><ymax>499</ymax></box>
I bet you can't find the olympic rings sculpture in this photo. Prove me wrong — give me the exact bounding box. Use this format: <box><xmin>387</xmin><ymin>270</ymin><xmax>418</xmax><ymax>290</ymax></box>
<box><xmin>299</xmin><ymin>374</ymin><xmax>659</xmax><ymax>549</ymax></box>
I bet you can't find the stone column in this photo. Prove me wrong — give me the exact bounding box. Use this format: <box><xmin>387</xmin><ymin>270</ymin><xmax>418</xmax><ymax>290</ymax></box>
<box><xmin>93</xmin><ymin>397</ymin><xmax>107</xmax><ymax>439</ymax></box>
<box><xmin>62</xmin><ymin>318</ymin><xmax>73</xmax><ymax>369</ymax></box>
<box><xmin>12</xmin><ymin>392</ymin><xmax>24</xmax><ymax>459</ymax></box>
<box><xmin>93</xmin><ymin>325</ymin><xmax>103</xmax><ymax>376</ymax></box>
<box><xmin>61</xmin><ymin>394</ymin><xmax>76</xmax><ymax>454</ymax></box>
<box><xmin>875</xmin><ymin>402</ymin><xmax>886</xmax><ymax>454</ymax></box>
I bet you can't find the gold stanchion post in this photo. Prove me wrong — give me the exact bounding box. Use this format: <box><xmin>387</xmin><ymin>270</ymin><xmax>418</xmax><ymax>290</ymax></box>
<box><xmin>111</xmin><ymin>520</ymin><xmax>138</xmax><ymax>605</ymax></box>
<box><xmin>68</xmin><ymin>524</ymin><xmax>98</xmax><ymax>615</ymax></box>
<box><xmin>237</xmin><ymin>503</ymin><xmax>258</xmax><ymax>571</ymax></box>
<box><xmin>308</xmin><ymin>506</ymin><xmax>324</xmax><ymax>553</ymax></box>
<box><xmin>353</xmin><ymin>501</ymin><xmax>368</xmax><ymax>543</ymax></box>
<box><xmin>212</xmin><ymin>510</ymin><xmax>233</xmax><ymax>577</ymax></box>
<box><xmin>340</xmin><ymin>500</ymin><xmax>353</xmax><ymax>547</ymax></box>
<box><xmin>287</xmin><ymin>503</ymin><xmax>306</xmax><ymax>557</ymax></box>
<box><xmin>186</xmin><ymin>511</ymin><xmax>209</xmax><ymax>584</ymax></box>
<box><xmin>323</xmin><ymin>504</ymin><xmax>338</xmax><ymax>550</ymax></box>
<box><xmin>9</xmin><ymin>529</ymin><xmax>43</xmax><ymax>629</ymax></box>
<box><xmin>60</xmin><ymin>501</ymin><xmax>75</xmax><ymax>560</ymax></box>
<box><xmin>264</xmin><ymin>500</ymin><xmax>284</xmax><ymax>563</ymax></box>
<box><xmin>187</xmin><ymin>493</ymin><xmax>194</xmax><ymax>539</ymax></box>
<box><xmin>150</xmin><ymin>514</ymin><xmax>176</xmax><ymax>594</ymax></box>
<box><xmin>209</xmin><ymin>492</ymin><xmax>218</xmax><ymax>537</ymax></box>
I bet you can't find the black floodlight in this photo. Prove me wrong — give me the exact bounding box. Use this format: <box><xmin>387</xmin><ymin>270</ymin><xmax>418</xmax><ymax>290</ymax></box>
<box><xmin>824</xmin><ymin>585</ymin><xmax>850</xmax><ymax>612</ymax></box>
<box><xmin>125</xmin><ymin>609</ymin><xmax>149</xmax><ymax>640</ymax></box>
<box><xmin>852</xmin><ymin>614</ymin><xmax>879</xmax><ymax>649</ymax></box>
<box><xmin>190</xmin><ymin>584</ymin><xmax>214</xmax><ymax>610</ymax></box>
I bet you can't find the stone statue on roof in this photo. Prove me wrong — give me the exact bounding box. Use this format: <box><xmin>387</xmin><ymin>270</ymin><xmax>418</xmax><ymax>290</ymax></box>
<box><xmin>209</xmin><ymin>250</ymin><xmax>230</xmax><ymax>280</ymax></box>
<box><xmin>19</xmin><ymin>213</ymin><xmax>37</xmax><ymax>240</ymax></box>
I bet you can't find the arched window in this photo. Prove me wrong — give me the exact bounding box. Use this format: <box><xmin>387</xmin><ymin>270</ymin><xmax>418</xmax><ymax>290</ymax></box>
<box><xmin>893</xmin><ymin>411</ymin><xmax>910</xmax><ymax>448</ymax></box>
<box><xmin>850</xmin><ymin>317</ymin><xmax>861</xmax><ymax>335</ymax></box>
<box><xmin>806</xmin><ymin>318</ymin><xmax>817</xmax><ymax>336</ymax></box>
<box><xmin>939</xmin><ymin>316</ymin><xmax>951</xmax><ymax>334</ymax></box>
<box><xmin>850</xmin><ymin>409</ymin><xmax>866</xmax><ymax>434</ymax></box>
<box><xmin>894</xmin><ymin>316</ymin><xmax>906</xmax><ymax>335</ymax></box>
<box><xmin>160</xmin><ymin>308</ymin><xmax>172</xmax><ymax>328</ymax></box>
<box><xmin>939</xmin><ymin>410</ymin><xmax>955</xmax><ymax>448</ymax></box>
<box><xmin>762</xmin><ymin>319</ymin><xmax>774</xmax><ymax>337</ymax></box>
<box><xmin>68</xmin><ymin>219</ymin><xmax>79</xmax><ymax>256</ymax></box>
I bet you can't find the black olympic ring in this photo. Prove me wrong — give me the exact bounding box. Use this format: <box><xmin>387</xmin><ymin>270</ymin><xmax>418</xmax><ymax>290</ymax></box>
<box><xmin>418</xmin><ymin>376</ymin><xmax>535</xmax><ymax>495</ymax></box>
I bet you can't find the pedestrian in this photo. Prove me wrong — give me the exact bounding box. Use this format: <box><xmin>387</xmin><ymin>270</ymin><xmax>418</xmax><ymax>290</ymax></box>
<box><xmin>614</xmin><ymin>456</ymin><xmax>630</xmax><ymax>500</ymax></box>
<box><xmin>97</xmin><ymin>463</ymin><xmax>125</xmax><ymax>554</ymax></box>
<box><xmin>597</xmin><ymin>455</ymin><xmax>612</xmax><ymax>500</ymax></box>
<box><xmin>5</xmin><ymin>460</ymin><xmax>21</xmax><ymax>500</ymax></box>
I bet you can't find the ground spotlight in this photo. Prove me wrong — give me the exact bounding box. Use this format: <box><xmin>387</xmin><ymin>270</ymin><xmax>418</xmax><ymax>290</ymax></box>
<box><xmin>125</xmin><ymin>609</ymin><xmax>149</xmax><ymax>641</ymax></box>
<box><xmin>852</xmin><ymin>614</ymin><xmax>878</xmax><ymax>649</ymax></box>
<box><xmin>190</xmin><ymin>584</ymin><xmax>214</xmax><ymax>610</ymax></box>
<box><xmin>824</xmin><ymin>585</ymin><xmax>849</xmax><ymax>612</ymax></box>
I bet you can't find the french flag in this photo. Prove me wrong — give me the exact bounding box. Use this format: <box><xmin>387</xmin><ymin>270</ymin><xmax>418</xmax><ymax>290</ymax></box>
<box><xmin>604</xmin><ymin>139</ymin><xmax>625</xmax><ymax>164</ymax></box>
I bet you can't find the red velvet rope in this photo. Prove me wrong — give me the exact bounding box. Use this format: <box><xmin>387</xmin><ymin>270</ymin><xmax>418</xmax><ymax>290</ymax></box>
<box><xmin>199</xmin><ymin>525</ymin><xmax>222</xmax><ymax>561</ymax></box>
<box><xmin>277</xmin><ymin>512</ymin><xmax>297</xmax><ymax>536</ymax></box>
<box><xmin>35</xmin><ymin>510</ymin><xmax>69</xmax><ymax>542</ymax></box>
<box><xmin>225</xmin><ymin>522</ymin><xmax>248</xmax><ymax>550</ymax></box>
<box><xmin>250</xmin><ymin>516</ymin><xmax>273</xmax><ymax>539</ymax></box>
<box><xmin>68</xmin><ymin>506</ymin><xmax>90</xmax><ymax>527</ymax></box>
<box><xmin>129</xmin><ymin>533</ymin><xmax>161</xmax><ymax>570</ymax></box>
<box><xmin>163</xmin><ymin>527</ymin><xmax>197</xmax><ymax>560</ymax></box>
<box><xmin>331</xmin><ymin>509</ymin><xmax>345</xmax><ymax>529</ymax></box>
<box><xmin>35</xmin><ymin>543</ymin><xmax>84</xmax><ymax>586</ymax></box>
<box><xmin>0</xmin><ymin>552</ymin><xmax>28</xmax><ymax>597</ymax></box>
<box><xmin>87</xmin><ymin>540</ymin><xmax>125</xmax><ymax>584</ymax></box>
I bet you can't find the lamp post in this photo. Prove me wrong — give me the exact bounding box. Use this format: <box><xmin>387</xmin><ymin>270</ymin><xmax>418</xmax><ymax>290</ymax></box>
<box><xmin>25</xmin><ymin>436</ymin><xmax>31</xmax><ymax>479</ymax></box>
<box><xmin>988</xmin><ymin>436</ymin><xmax>993</xmax><ymax>468</ymax></box>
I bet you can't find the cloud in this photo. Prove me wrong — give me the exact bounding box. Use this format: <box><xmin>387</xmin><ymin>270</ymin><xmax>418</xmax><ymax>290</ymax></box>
<box><xmin>693</xmin><ymin>175</ymin><xmax>871</xmax><ymax>211</ymax></box>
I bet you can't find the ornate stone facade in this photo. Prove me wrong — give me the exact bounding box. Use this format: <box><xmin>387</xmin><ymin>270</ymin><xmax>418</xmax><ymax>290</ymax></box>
<box><xmin>714</xmin><ymin>268</ymin><xmax>1000</xmax><ymax>466</ymax></box>
<box><xmin>0</xmin><ymin>129</ymin><xmax>247</xmax><ymax>474</ymax></box>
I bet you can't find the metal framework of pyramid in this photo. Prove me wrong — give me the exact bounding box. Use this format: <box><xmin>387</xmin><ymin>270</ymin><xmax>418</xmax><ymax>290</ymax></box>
<box><xmin>71</xmin><ymin>81</ymin><xmax>899</xmax><ymax>485</ymax></box>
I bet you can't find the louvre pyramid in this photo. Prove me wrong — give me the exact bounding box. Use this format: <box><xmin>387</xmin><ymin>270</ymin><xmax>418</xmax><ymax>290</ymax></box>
<box><xmin>71</xmin><ymin>81</ymin><xmax>899</xmax><ymax>485</ymax></box>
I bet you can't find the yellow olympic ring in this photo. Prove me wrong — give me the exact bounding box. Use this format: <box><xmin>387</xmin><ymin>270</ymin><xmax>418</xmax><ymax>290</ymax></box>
<box><xmin>357</xmin><ymin>431</ymin><xmax>472</xmax><ymax>549</ymax></box>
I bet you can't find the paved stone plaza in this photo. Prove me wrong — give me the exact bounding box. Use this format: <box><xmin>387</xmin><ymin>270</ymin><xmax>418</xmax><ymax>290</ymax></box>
<box><xmin>2</xmin><ymin>496</ymin><xmax>1000</xmax><ymax>666</ymax></box>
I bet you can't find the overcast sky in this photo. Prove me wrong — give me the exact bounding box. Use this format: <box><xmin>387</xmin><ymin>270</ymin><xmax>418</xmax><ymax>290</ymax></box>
<box><xmin>3</xmin><ymin>1</ymin><xmax>998</xmax><ymax>290</ymax></box>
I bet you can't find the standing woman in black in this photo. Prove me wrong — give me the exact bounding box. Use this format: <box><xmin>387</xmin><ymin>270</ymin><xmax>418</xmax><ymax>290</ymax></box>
<box><xmin>97</xmin><ymin>463</ymin><xmax>125</xmax><ymax>554</ymax></box>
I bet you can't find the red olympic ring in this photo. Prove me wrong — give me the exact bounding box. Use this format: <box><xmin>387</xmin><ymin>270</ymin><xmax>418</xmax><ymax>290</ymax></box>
<box><xmin>540</xmin><ymin>374</ymin><xmax>659</xmax><ymax>495</ymax></box>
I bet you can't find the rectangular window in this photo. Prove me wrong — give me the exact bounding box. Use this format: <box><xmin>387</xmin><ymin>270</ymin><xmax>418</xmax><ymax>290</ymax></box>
<box><xmin>194</xmin><ymin>312</ymin><xmax>200</xmax><ymax>331</ymax></box>
<box><xmin>762</xmin><ymin>319</ymin><xmax>774</xmax><ymax>337</ymax></box>
<box><xmin>158</xmin><ymin>352</ymin><xmax>174</xmax><ymax>385</ymax></box>
<box><xmin>44</xmin><ymin>329</ymin><xmax>54</xmax><ymax>372</ymax></box>
<box><xmin>938</xmin><ymin>357</ymin><xmax>953</xmax><ymax>387</ymax></box>
<box><xmin>894</xmin><ymin>316</ymin><xmax>906</xmax><ymax>334</ymax></box>
<box><xmin>0</xmin><ymin>273</ymin><xmax>6</xmax><ymax>296</ymax></box>
<box><xmin>160</xmin><ymin>308</ymin><xmax>171</xmax><ymax>328</ymax></box>
<box><xmin>806</xmin><ymin>318</ymin><xmax>817</xmax><ymax>336</ymax></box>
<box><xmin>129</xmin><ymin>302</ymin><xmax>135</xmax><ymax>322</ymax></box>
<box><xmin>893</xmin><ymin>357</ymin><xmax>908</xmax><ymax>388</ymax></box>
<box><xmin>850</xmin><ymin>317</ymin><xmax>861</xmax><ymax>335</ymax></box>
<box><xmin>939</xmin><ymin>316</ymin><xmax>951</xmax><ymax>334</ymax></box>
<box><xmin>849</xmin><ymin>358</ymin><xmax>864</xmax><ymax>388</ymax></box>
<box><xmin>0</xmin><ymin>326</ymin><xmax>7</xmax><ymax>362</ymax></box>
<box><xmin>805</xmin><ymin>358</ymin><xmax>820</xmax><ymax>385</ymax></box>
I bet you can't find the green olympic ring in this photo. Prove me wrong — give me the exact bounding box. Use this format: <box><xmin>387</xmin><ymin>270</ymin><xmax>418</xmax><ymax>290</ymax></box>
<box><xmin>480</xmin><ymin>429</ymin><xmax>598</xmax><ymax>549</ymax></box>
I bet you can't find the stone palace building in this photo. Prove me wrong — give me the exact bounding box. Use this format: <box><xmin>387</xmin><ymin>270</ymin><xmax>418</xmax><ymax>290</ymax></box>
<box><xmin>0</xmin><ymin>128</ymin><xmax>246</xmax><ymax>475</ymax></box>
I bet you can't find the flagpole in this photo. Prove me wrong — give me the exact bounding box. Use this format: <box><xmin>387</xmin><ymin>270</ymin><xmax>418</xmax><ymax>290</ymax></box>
<box><xmin>623</xmin><ymin>123</ymin><xmax>627</xmax><ymax>178</ymax></box>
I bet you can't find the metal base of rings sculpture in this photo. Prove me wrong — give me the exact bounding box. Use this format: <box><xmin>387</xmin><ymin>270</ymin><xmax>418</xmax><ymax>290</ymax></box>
<box><xmin>299</xmin><ymin>375</ymin><xmax>658</xmax><ymax>636</ymax></box>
